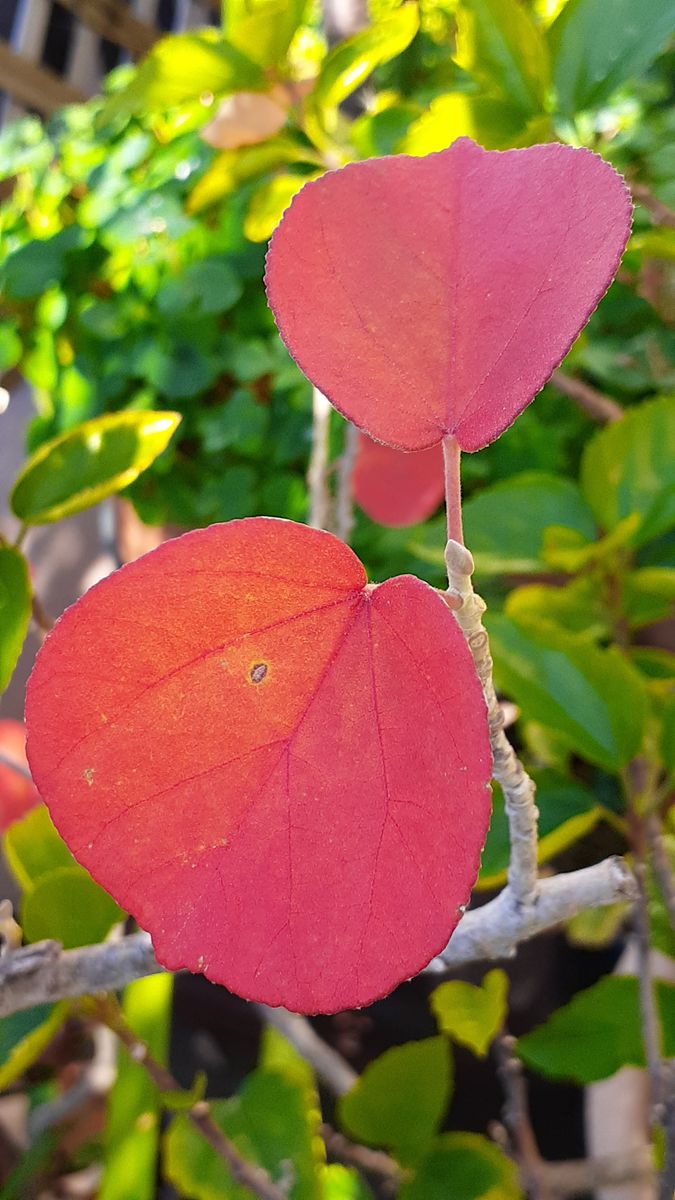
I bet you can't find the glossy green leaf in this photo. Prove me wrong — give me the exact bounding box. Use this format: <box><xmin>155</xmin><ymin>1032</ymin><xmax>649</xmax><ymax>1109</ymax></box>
<box><xmin>487</xmin><ymin>614</ymin><xmax>648</xmax><ymax>770</ymax></box>
<box><xmin>518</xmin><ymin>975</ymin><xmax>675</xmax><ymax>1083</ymax></box>
<box><xmin>580</xmin><ymin>396</ymin><xmax>675</xmax><ymax>545</ymax></box>
<box><xmin>549</xmin><ymin>0</ymin><xmax>675</xmax><ymax>116</ymax></box>
<box><xmin>22</xmin><ymin>866</ymin><xmax>123</xmax><ymax>948</ymax></box>
<box><xmin>337</xmin><ymin>1038</ymin><xmax>452</xmax><ymax>1167</ymax></box>
<box><xmin>430</xmin><ymin>970</ymin><xmax>508</xmax><ymax>1057</ymax></box>
<box><xmin>100</xmin><ymin>33</ymin><xmax>263</xmax><ymax>121</ymax></box>
<box><xmin>164</xmin><ymin>1070</ymin><xmax>322</xmax><ymax>1199</ymax></box>
<box><xmin>312</xmin><ymin>6</ymin><xmax>419</xmax><ymax>117</ymax></box>
<box><xmin>399</xmin><ymin>1133</ymin><xmax>521</xmax><ymax>1200</ymax></box>
<box><xmin>100</xmin><ymin>975</ymin><xmax>173</xmax><ymax>1200</ymax></box>
<box><xmin>244</xmin><ymin>173</ymin><xmax>316</xmax><ymax>242</ymax></box>
<box><xmin>478</xmin><ymin>771</ymin><xmax>602</xmax><ymax>889</ymax></box>
<box><xmin>0</xmin><ymin>1002</ymin><xmax>69</xmax><ymax>1090</ymax></box>
<box><xmin>229</xmin><ymin>0</ymin><xmax>307</xmax><ymax>68</ymax></box>
<box><xmin>4</xmin><ymin>804</ymin><xmax>76</xmax><ymax>891</ymax></box>
<box><xmin>462</xmin><ymin>473</ymin><xmax>596</xmax><ymax>575</ymax></box>
<box><xmin>0</xmin><ymin>547</ymin><xmax>31</xmax><ymax>695</ymax></box>
<box><xmin>403</xmin><ymin>93</ymin><xmax>527</xmax><ymax>155</ymax></box>
<box><xmin>11</xmin><ymin>411</ymin><xmax>181</xmax><ymax>525</ymax></box>
<box><xmin>454</xmin><ymin>0</ymin><xmax>550</xmax><ymax>115</ymax></box>
<box><xmin>505</xmin><ymin>576</ymin><xmax>610</xmax><ymax>641</ymax></box>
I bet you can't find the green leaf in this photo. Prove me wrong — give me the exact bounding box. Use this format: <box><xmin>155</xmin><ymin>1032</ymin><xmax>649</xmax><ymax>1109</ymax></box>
<box><xmin>321</xmin><ymin>1164</ymin><xmax>372</xmax><ymax>1198</ymax></box>
<box><xmin>0</xmin><ymin>227</ymin><xmax>87</xmax><ymax>300</ymax></box>
<box><xmin>430</xmin><ymin>970</ymin><xmax>508</xmax><ymax>1057</ymax></box>
<box><xmin>487</xmin><ymin>613</ymin><xmax>648</xmax><ymax>770</ymax></box>
<box><xmin>4</xmin><ymin>805</ymin><xmax>76</xmax><ymax>891</ymax></box>
<box><xmin>156</xmin><ymin>257</ymin><xmax>243</xmax><ymax>316</ymax></box>
<box><xmin>505</xmin><ymin>576</ymin><xmax>610</xmax><ymax>641</ymax></box>
<box><xmin>229</xmin><ymin>0</ymin><xmax>307</xmax><ymax>68</ymax></box>
<box><xmin>565</xmin><ymin>902</ymin><xmax>629</xmax><ymax>949</ymax></box>
<box><xmin>621</xmin><ymin>567</ymin><xmax>675</xmax><ymax>629</ymax></box>
<box><xmin>197</xmin><ymin>390</ymin><xmax>268</xmax><ymax>454</ymax></box>
<box><xmin>0</xmin><ymin>322</ymin><xmax>22</xmax><ymax>371</ymax></box>
<box><xmin>100</xmin><ymin>32</ymin><xmax>263</xmax><ymax>121</ymax></box>
<box><xmin>478</xmin><ymin>771</ymin><xmax>602</xmax><ymax>889</ymax></box>
<box><xmin>0</xmin><ymin>547</ymin><xmax>31</xmax><ymax>695</ymax></box>
<box><xmin>188</xmin><ymin>137</ymin><xmax>320</xmax><ymax>212</ymax></box>
<box><xmin>311</xmin><ymin>6</ymin><xmax>419</xmax><ymax>118</ymax></box>
<box><xmin>399</xmin><ymin>1132</ymin><xmax>522</xmax><ymax>1200</ymax></box>
<box><xmin>549</xmin><ymin>0</ymin><xmax>675</xmax><ymax>116</ymax></box>
<box><xmin>462</xmin><ymin>473</ymin><xmax>597</xmax><ymax>575</ymax></box>
<box><xmin>164</xmin><ymin>1069</ymin><xmax>322</xmax><ymax>1199</ymax></box>
<box><xmin>454</xmin><ymin>0</ymin><xmax>550</xmax><ymax>115</ymax></box>
<box><xmin>518</xmin><ymin>975</ymin><xmax>675</xmax><ymax>1083</ymax></box>
<box><xmin>10</xmin><ymin>411</ymin><xmax>181</xmax><ymax>525</ymax></box>
<box><xmin>21</xmin><ymin>866</ymin><xmax>123</xmax><ymax>948</ymax></box>
<box><xmin>244</xmin><ymin>173</ymin><xmax>315</xmax><ymax>243</ymax></box>
<box><xmin>100</xmin><ymin>975</ymin><xmax>173</xmax><ymax>1200</ymax></box>
<box><xmin>337</xmin><ymin>1037</ymin><xmax>452</xmax><ymax>1167</ymax></box>
<box><xmin>662</xmin><ymin>695</ymin><xmax>675</xmax><ymax>776</ymax></box>
<box><xmin>647</xmin><ymin>835</ymin><xmax>675</xmax><ymax>959</ymax></box>
<box><xmin>0</xmin><ymin>1002</ymin><xmax>69</xmax><ymax>1090</ymax></box>
<box><xmin>580</xmin><ymin>396</ymin><xmax>675</xmax><ymax>545</ymax></box>
<box><xmin>403</xmin><ymin>93</ymin><xmax>527</xmax><ymax>155</ymax></box>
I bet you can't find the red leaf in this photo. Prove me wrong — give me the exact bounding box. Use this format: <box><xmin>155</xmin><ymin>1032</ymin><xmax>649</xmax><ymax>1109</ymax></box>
<box><xmin>0</xmin><ymin>719</ymin><xmax>40</xmax><ymax>832</ymax></box>
<box><xmin>25</xmin><ymin>519</ymin><xmax>491</xmax><ymax>1014</ymax></box>
<box><xmin>265</xmin><ymin>138</ymin><xmax>631</xmax><ymax>451</ymax></box>
<box><xmin>354</xmin><ymin>433</ymin><xmax>444</xmax><ymax>527</ymax></box>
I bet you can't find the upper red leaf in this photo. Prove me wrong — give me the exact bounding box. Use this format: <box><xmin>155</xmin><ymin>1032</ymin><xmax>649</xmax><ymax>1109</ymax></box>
<box><xmin>0</xmin><ymin>719</ymin><xmax>40</xmax><ymax>832</ymax></box>
<box><xmin>265</xmin><ymin>138</ymin><xmax>632</xmax><ymax>451</ymax></box>
<box><xmin>353</xmin><ymin>433</ymin><xmax>444</xmax><ymax>527</ymax></box>
<box><xmin>25</xmin><ymin>518</ymin><xmax>491</xmax><ymax>1014</ymax></box>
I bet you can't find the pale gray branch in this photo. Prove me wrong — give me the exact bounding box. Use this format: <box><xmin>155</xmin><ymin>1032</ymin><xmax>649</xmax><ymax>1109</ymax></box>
<box><xmin>256</xmin><ymin>1004</ymin><xmax>357</xmax><ymax>1095</ymax></box>
<box><xmin>0</xmin><ymin>749</ymin><xmax>33</xmax><ymax>782</ymax></box>
<box><xmin>334</xmin><ymin>422</ymin><xmax>359</xmax><ymax>544</ymax></box>
<box><xmin>307</xmin><ymin>388</ymin><xmax>333</xmax><ymax>531</ymax></box>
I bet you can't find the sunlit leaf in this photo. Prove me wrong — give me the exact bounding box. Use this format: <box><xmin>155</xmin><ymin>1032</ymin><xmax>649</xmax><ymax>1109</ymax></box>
<box><xmin>454</xmin><ymin>0</ymin><xmax>550</xmax><ymax>115</ymax></box>
<box><xmin>0</xmin><ymin>1002</ymin><xmax>69</xmax><ymax>1091</ymax></box>
<box><xmin>430</xmin><ymin>970</ymin><xmax>508</xmax><ymax>1057</ymax></box>
<box><xmin>21</xmin><ymin>865</ymin><xmax>123</xmax><ymax>948</ymax></box>
<box><xmin>311</xmin><ymin>7</ymin><xmax>419</xmax><ymax>119</ymax></box>
<box><xmin>400</xmin><ymin>1132</ymin><xmax>521</xmax><ymax>1200</ymax></box>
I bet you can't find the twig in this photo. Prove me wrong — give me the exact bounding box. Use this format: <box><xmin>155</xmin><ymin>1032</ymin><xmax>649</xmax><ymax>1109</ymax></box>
<box><xmin>550</xmin><ymin>369</ymin><xmax>623</xmax><ymax>423</ymax></box>
<box><xmin>659</xmin><ymin>1061</ymin><xmax>675</xmax><ymax>1200</ymax></box>
<box><xmin>634</xmin><ymin>860</ymin><xmax>665</xmax><ymax>1119</ymax></box>
<box><xmin>647</xmin><ymin>813</ymin><xmax>675</xmax><ymax>931</ymax></box>
<box><xmin>494</xmin><ymin>1032</ymin><xmax>551</xmax><ymax>1200</ymax></box>
<box><xmin>320</xmin><ymin>1124</ymin><xmax>401</xmax><ymax>1187</ymax></box>
<box><xmin>445</xmin><ymin>540</ymin><xmax>539</xmax><ymax>908</ymax></box>
<box><xmin>0</xmin><ymin>860</ymin><xmax>636</xmax><ymax>1016</ymax></box>
<box><xmin>31</xmin><ymin>594</ymin><xmax>55</xmax><ymax>639</ymax></box>
<box><xmin>256</xmin><ymin>1005</ymin><xmax>357</xmax><ymax>1096</ymax></box>
<box><xmin>334</xmin><ymin>422</ymin><xmax>358</xmax><ymax>544</ymax></box>
<box><xmin>0</xmin><ymin>748</ymin><xmax>33</xmax><ymax>781</ymax></box>
<box><xmin>27</xmin><ymin>1022</ymin><xmax>117</xmax><ymax>1141</ymax></box>
<box><xmin>307</xmin><ymin>388</ymin><xmax>333</xmax><ymax>531</ymax></box>
<box><xmin>542</xmin><ymin>1149</ymin><xmax>653</xmax><ymax>1197</ymax></box>
<box><xmin>631</xmin><ymin>182</ymin><xmax>675</xmax><ymax>229</ymax></box>
<box><xmin>92</xmin><ymin>996</ymin><xmax>288</xmax><ymax>1200</ymax></box>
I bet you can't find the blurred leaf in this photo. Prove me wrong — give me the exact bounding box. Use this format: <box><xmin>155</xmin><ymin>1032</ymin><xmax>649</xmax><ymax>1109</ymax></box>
<box><xmin>202</xmin><ymin>92</ymin><xmax>288</xmax><ymax>149</ymax></box>
<box><xmin>0</xmin><ymin>547</ymin><xmax>31</xmax><ymax>695</ymax></box>
<box><xmin>454</xmin><ymin>0</ymin><xmax>550</xmax><ymax>115</ymax></box>
<box><xmin>663</xmin><ymin>695</ymin><xmax>675</xmax><ymax>775</ymax></box>
<box><xmin>505</xmin><ymin>576</ymin><xmax>610</xmax><ymax>641</ymax></box>
<box><xmin>229</xmin><ymin>0</ymin><xmax>307</xmax><ymax>68</ymax></box>
<box><xmin>566</xmin><ymin>902</ymin><xmax>628</xmax><ymax>948</ymax></box>
<box><xmin>399</xmin><ymin>1132</ymin><xmax>521</xmax><ymax>1200</ymax></box>
<box><xmin>244</xmin><ymin>173</ymin><xmax>316</xmax><ymax>242</ymax></box>
<box><xmin>580</xmin><ymin>397</ymin><xmax>675</xmax><ymax>545</ymax></box>
<box><xmin>22</xmin><ymin>866</ymin><xmax>123</xmax><ymax>948</ymax></box>
<box><xmin>164</xmin><ymin>1069</ymin><xmax>323</xmax><ymax>1199</ymax></box>
<box><xmin>647</xmin><ymin>834</ymin><xmax>675</xmax><ymax>959</ymax></box>
<box><xmin>621</xmin><ymin>567</ymin><xmax>675</xmax><ymax>628</ymax></box>
<box><xmin>487</xmin><ymin>613</ymin><xmax>648</xmax><ymax>770</ymax></box>
<box><xmin>631</xmin><ymin>647</ymin><xmax>675</xmax><ymax>682</ymax></box>
<box><xmin>100</xmin><ymin>975</ymin><xmax>173</xmax><ymax>1200</ymax></box>
<box><xmin>337</xmin><ymin>1038</ymin><xmax>451</xmax><ymax>1167</ymax></box>
<box><xmin>321</xmin><ymin>1165</ymin><xmax>372</xmax><ymax>1198</ymax></box>
<box><xmin>189</xmin><ymin>136</ymin><xmax>320</xmax><ymax>212</ymax></box>
<box><xmin>1</xmin><ymin>227</ymin><xmax>86</xmax><ymax>300</ymax></box>
<box><xmin>0</xmin><ymin>322</ymin><xmax>22</xmax><ymax>371</ymax></box>
<box><xmin>631</xmin><ymin>228</ymin><xmax>675</xmax><ymax>262</ymax></box>
<box><xmin>11</xmin><ymin>411</ymin><xmax>181</xmax><ymax>524</ymax></box>
<box><xmin>311</xmin><ymin>6</ymin><xmax>419</xmax><ymax>118</ymax></box>
<box><xmin>549</xmin><ymin>0</ymin><xmax>675</xmax><ymax>115</ymax></box>
<box><xmin>4</xmin><ymin>804</ymin><xmax>76</xmax><ymax>890</ymax></box>
<box><xmin>478</xmin><ymin>771</ymin><xmax>602</xmax><ymax>889</ymax></box>
<box><xmin>461</xmin><ymin>472</ymin><xmax>597</xmax><ymax>575</ymax></box>
<box><xmin>161</xmin><ymin>1071</ymin><xmax>208</xmax><ymax>1112</ymax></box>
<box><xmin>0</xmin><ymin>1002</ymin><xmax>69</xmax><ymax>1090</ymax></box>
<box><xmin>430</xmin><ymin>970</ymin><xmax>508</xmax><ymax>1057</ymax></box>
<box><xmin>518</xmin><ymin>976</ymin><xmax>675</xmax><ymax>1083</ymax></box>
<box><xmin>403</xmin><ymin>93</ymin><xmax>526</xmax><ymax>154</ymax></box>
<box><xmin>100</xmin><ymin>32</ymin><xmax>263</xmax><ymax>121</ymax></box>
<box><xmin>157</xmin><ymin>257</ymin><xmax>243</xmax><ymax>316</ymax></box>
<box><xmin>197</xmin><ymin>390</ymin><xmax>267</xmax><ymax>454</ymax></box>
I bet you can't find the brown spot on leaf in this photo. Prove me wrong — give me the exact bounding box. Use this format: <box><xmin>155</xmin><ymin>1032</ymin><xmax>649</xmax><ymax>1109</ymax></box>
<box><xmin>250</xmin><ymin>663</ymin><xmax>268</xmax><ymax>684</ymax></box>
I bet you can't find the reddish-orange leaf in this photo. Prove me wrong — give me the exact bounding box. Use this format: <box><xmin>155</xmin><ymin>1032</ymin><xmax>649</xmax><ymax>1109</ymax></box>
<box><xmin>25</xmin><ymin>519</ymin><xmax>491</xmax><ymax>1014</ymax></box>
<box><xmin>265</xmin><ymin>138</ymin><xmax>631</xmax><ymax>451</ymax></box>
<box><xmin>354</xmin><ymin>433</ymin><xmax>444</xmax><ymax>527</ymax></box>
<box><xmin>0</xmin><ymin>719</ymin><xmax>40</xmax><ymax>832</ymax></box>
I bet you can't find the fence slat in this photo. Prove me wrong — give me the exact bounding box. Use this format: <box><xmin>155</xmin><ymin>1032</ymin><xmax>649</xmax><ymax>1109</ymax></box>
<box><xmin>56</xmin><ymin>0</ymin><xmax>158</xmax><ymax>58</ymax></box>
<box><xmin>0</xmin><ymin>39</ymin><xmax>85</xmax><ymax>112</ymax></box>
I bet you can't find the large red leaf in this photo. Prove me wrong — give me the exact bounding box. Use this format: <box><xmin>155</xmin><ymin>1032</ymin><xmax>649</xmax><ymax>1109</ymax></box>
<box><xmin>265</xmin><ymin>138</ymin><xmax>631</xmax><ymax>451</ymax></box>
<box><xmin>25</xmin><ymin>519</ymin><xmax>491</xmax><ymax>1014</ymax></box>
<box><xmin>0</xmin><ymin>720</ymin><xmax>40</xmax><ymax>832</ymax></box>
<box><xmin>354</xmin><ymin>433</ymin><xmax>444</xmax><ymax>527</ymax></box>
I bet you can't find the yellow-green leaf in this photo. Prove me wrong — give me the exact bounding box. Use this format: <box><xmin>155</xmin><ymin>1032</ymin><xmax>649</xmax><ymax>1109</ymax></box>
<box><xmin>430</xmin><ymin>970</ymin><xmax>508</xmax><ymax>1057</ymax></box>
<box><xmin>0</xmin><ymin>546</ymin><xmax>31</xmax><ymax>694</ymax></box>
<box><xmin>11</xmin><ymin>411</ymin><xmax>181</xmax><ymax>525</ymax></box>
<box><xmin>22</xmin><ymin>866</ymin><xmax>123</xmax><ymax>948</ymax></box>
<box><xmin>454</xmin><ymin>0</ymin><xmax>550</xmax><ymax>115</ymax></box>
<box><xmin>400</xmin><ymin>1132</ymin><xmax>522</xmax><ymax>1200</ymax></box>
<box><xmin>0</xmin><ymin>1002</ymin><xmax>69</xmax><ymax>1091</ymax></box>
<box><xmin>244</xmin><ymin>173</ymin><xmax>319</xmax><ymax>241</ymax></box>
<box><xmin>188</xmin><ymin>137</ymin><xmax>321</xmax><ymax>212</ymax></box>
<box><xmin>4</xmin><ymin>804</ymin><xmax>76</xmax><ymax>892</ymax></box>
<box><xmin>312</xmin><ymin>6</ymin><xmax>419</xmax><ymax>119</ymax></box>
<box><xmin>229</xmin><ymin>0</ymin><xmax>307</xmax><ymax>68</ymax></box>
<box><xmin>403</xmin><ymin>93</ymin><xmax>527</xmax><ymax>155</ymax></box>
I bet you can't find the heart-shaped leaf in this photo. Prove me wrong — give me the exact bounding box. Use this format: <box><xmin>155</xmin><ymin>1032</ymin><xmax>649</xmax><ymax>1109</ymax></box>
<box><xmin>26</xmin><ymin>518</ymin><xmax>491</xmax><ymax>1014</ymax></box>
<box><xmin>265</xmin><ymin>138</ymin><xmax>631</xmax><ymax>451</ymax></box>
<box><xmin>353</xmin><ymin>434</ymin><xmax>445</xmax><ymax>527</ymax></box>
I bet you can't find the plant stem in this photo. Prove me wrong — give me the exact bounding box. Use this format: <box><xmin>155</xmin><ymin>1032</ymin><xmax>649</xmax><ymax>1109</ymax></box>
<box><xmin>634</xmin><ymin>859</ymin><xmax>665</xmax><ymax>1120</ymax></box>
<box><xmin>32</xmin><ymin>594</ymin><xmax>55</xmax><ymax>637</ymax></box>
<box><xmin>307</xmin><ymin>387</ymin><xmax>333</xmax><ymax>531</ymax></box>
<box><xmin>494</xmin><ymin>1032</ymin><xmax>551</xmax><ymax>1200</ymax></box>
<box><xmin>256</xmin><ymin>1005</ymin><xmax>357</xmax><ymax>1096</ymax></box>
<box><xmin>91</xmin><ymin>997</ymin><xmax>288</xmax><ymax>1200</ymax></box>
<box><xmin>442</xmin><ymin>434</ymin><xmax>464</xmax><ymax>544</ymax></box>
<box><xmin>334</xmin><ymin>422</ymin><xmax>358</xmax><ymax>543</ymax></box>
<box><xmin>550</xmin><ymin>369</ymin><xmax>623</xmax><ymax>423</ymax></box>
